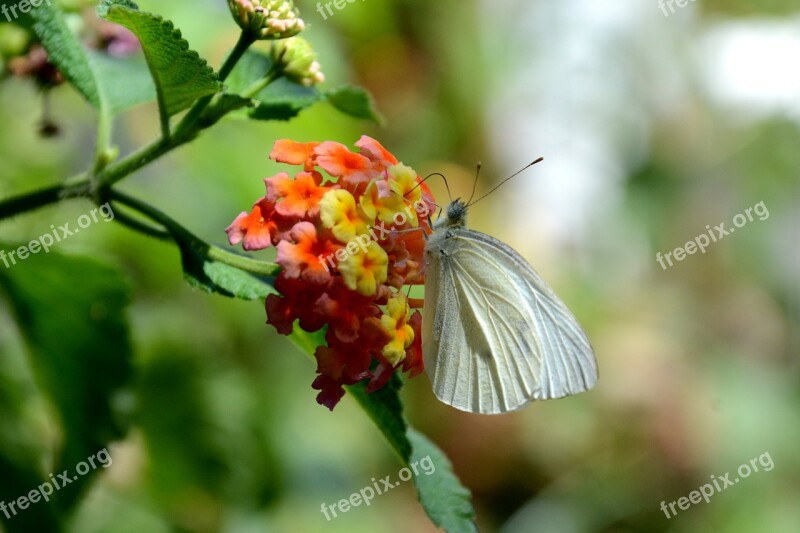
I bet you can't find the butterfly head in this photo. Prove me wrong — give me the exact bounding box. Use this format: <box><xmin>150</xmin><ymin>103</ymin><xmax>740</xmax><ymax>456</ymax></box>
<box><xmin>437</xmin><ymin>199</ymin><xmax>468</xmax><ymax>229</ymax></box>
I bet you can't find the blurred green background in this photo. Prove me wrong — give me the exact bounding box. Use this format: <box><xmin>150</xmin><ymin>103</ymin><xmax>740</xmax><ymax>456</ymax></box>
<box><xmin>1</xmin><ymin>0</ymin><xmax>798</xmax><ymax>531</ymax></box>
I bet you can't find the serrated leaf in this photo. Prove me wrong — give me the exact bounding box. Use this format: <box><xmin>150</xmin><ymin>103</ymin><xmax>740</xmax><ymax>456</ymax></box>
<box><xmin>326</xmin><ymin>85</ymin><xmax>383</xmax><ymax>124</ymax></box>
<box><xmin>28</xmin><ymin>2</ymin><xmax>157</xmax><ymax>117</ymax></box>
<box><xmin>98</xmin><ymin>0</ymin><xmax>221</xmax><ymax>116</ymax></box>
<box><xmin>409</xmin><ymin>429</ymin><xmax>478</xmax><ymax>533</ymax></box>
<box><xmin>30</xmin><ymin>3</ymin><xmax>101</xmax><ymax>107</ymax></box>
<box><xmin>0</xmin><ymin>247</ymin><xmax>133</xmax><ymax>512</ymax></box>
<box><xmin>288</xmin><ymin>328</ymin><xmax>477</xmax><ymax>531</ymax></box>
<box><xmin>88</xmin><ymin>51</ymin><xmax>157</xmax><ymax>114</ymax></box>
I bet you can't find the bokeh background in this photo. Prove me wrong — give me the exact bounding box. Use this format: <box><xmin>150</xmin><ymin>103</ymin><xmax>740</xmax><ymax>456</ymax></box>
<box><xmin>1</xmin><ymin>0</ymin><xmax>798</xmax><ymax>531</ymax></box>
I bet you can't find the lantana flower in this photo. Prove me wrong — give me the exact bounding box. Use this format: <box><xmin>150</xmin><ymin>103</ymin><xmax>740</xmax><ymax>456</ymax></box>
<box><xmin>227</xmin><ymin>136</ymin><xmax>435</xmax><ymax>409</ymax></box>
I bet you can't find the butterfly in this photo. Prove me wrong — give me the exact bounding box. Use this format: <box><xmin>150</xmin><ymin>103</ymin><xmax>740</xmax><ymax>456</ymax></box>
<box><xmin>421</xmin><ymin>158</ymin><xmax>598</xmax><ymax>414</ymax></box>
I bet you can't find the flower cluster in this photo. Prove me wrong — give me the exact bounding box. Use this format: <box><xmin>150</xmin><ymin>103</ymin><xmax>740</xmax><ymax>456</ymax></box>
<box><xmin>227</xmin><ymin>137</ymin><xmax>435</xmax><ymax>409</ymax></box>
<box><xmin>227</xmin><ymin>0</ymin><xmax>305</xmax><ymax>40</ymax></box>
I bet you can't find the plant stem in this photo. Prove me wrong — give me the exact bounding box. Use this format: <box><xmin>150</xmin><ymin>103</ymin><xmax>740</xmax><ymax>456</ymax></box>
<box><xmin>0</xmin><ymin>179</ymin><xmax>89</xmax><ymax>219</ymax></box>
<box><xmin>98</xmin><ymin>137</ymin><xmax>170</xmax><ymax>188</ymax></box>
<box><xmin>241</xmin><ymin>68</ymin><xmax>279</xmax><ymax>99</ymax></box>
<box><xmin>207</xmin><ymin>246</ymin><xmax>281</xmax><ymax>276</ymax></box>
<box><xmin>92</xmin><ymin>103</ymin><xmax>113</xmax><ymax>176</ymax></box>
<box><xmin>109</xmin><ymin>189</ymin><xmax>279</xmax><ymax>276</ymax></box>
<box><xmin>109</xmin><ymin>204</ymin><xmax>172</xmax><ymax>241</ymax></box>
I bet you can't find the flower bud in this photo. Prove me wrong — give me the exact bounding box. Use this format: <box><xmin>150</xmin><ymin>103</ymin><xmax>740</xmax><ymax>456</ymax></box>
<box><xmin>0</xmin><ymin>25</ymin><xmax>31</xmax><ymax>61</ymax></box>
<box><xmin>271</xmin><ymin>37</ymin><xmax>325</xmax><ymax>86</ymax></box>
<box><xmin>227</xmin><ymin>0</ymin><xmax>305</xmax><ymax>40</ymax></box>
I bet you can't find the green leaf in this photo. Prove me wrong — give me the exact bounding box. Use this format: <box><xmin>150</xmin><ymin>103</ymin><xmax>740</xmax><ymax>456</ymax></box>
<box><xmin>177</xmin><ymin>239</ymin><xmax>275</xmax><ymax>300</ymax></box>
<box><xmin>0</xmin><ymin>357</ymin><xmax>61</xmax><ymax>531</ymax></box>
<box><xmin>88</xmin><ymin>51</ymin><xmax>157</xmax><ymax>114</ymax></box>
<box><xmin>203</xmin><ymin>261</ymin><xmax>276</xmax><ymax>300</ymax></box>
<box><xmin>288</xmin><ymin>328</ymin><xmax>477</xmax><ymax>532</ymax></box>
<box><xmin>198</xmin><ymin>94</ymin><xmax>254</xmax><ymax>128</ymax></box>
<box><xmin>227</xmin><ymin>50</ymin><xmax>322</xmax><ymax>121</ymax></box>
<box><xmin>0</xmin><ymin>0</ymin><xmax>36</xmax><ymax>30</ymax></box>
<box><xmin>98</xmin><ymin>0</ymin><xmax>221</xmax><ymax>116</ymax></box>
<box><xmin>248</xmin><ymin>76</ymin><xmax>322</xmax><ymax>121</ymax></box>
<box><xmin>347</xmin><ymin>376</ymin><xmax>412</xmax><ymax>461</ymax></box>
<box><xmin>226</xmin><ymin>50</ymin><xmax>384</xmax><ymax>123</ymax></box>
<box><xmin>409</xmin><ymin>429</ymin><xmax>478</xmax><ymax>533</ymax></box>
<box><xmin>30</xmin><ymin>2</ymin><xmax>101</xmax><ymax>107</ymax></box>
<box><xmin>0</xmin><ymin>247</ymin><xmax>133</xmax><ymax>512</ymax></box>
<box><xmin>326</xmin><ymin>85</ymin><xmax>383</xmax><ymax>124</ymax></box>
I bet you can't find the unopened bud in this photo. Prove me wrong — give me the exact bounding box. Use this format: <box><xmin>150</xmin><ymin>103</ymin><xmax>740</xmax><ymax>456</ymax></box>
<box><xmin>271</xmin><ymin>37</ymin><xmax>325</xmax><ymax>86</ymax></box>
<box><xmin>227</xmin><ymin>0</ymin><xmax>305</xmax><ymax>40</ymax></box>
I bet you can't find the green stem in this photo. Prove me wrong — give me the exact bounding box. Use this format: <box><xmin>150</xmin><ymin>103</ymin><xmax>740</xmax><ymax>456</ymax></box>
<box><xmin>0</xmin><ymin>179</ymin><xmax>89</xmax><ymax>219</ymax></box>
<box><xmin>109</xmin><ymin>189</ymin><xmax>279</xmax><ymax>276</ymax></box>
<box><xmin>207</xmin><ymin>246</ymin><xmax>281</xmax><ymax>276</ymax></box>
<box><xmin>108</xmin><ymin>204</ymin><xmax>172</xmax><ymax>241</ymax></box>
<box><xmin>97</xmin><ymin>137</ymin><xmax>170</xmax><ymax>189</ymax></box>
<box><xmin>92</xmin><ymin>103</ymin><xmax>113</xmax><ymax>176</ymax></box>
<box><xmin>240</xmin><ymin>68</ymin><xmax>280</xmax><ymax>99</ymax></box>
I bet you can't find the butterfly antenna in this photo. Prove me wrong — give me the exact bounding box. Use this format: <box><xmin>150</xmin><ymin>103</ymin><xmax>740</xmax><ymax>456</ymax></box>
<box><xmin>466</xmin><ymin>157</ymin><xmax>544</xmax><ymax>208</ymax></box>
<box><xmin>406</xmin><ymin>172</ymin><xmax>452</xmax><ymax>203</ymax></box>
<box><xmin>466</xmin><ymin>161</ymin><xmax>482</xmax><ymax>205</ymax></box>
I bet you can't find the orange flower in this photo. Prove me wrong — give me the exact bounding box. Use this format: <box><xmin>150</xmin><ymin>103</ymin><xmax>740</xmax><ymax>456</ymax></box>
<box><xmin>276</xmin><ymin>222</ymin><xmax>339</xmax><ymax>284</ymax></box>
<box><xmin>314</xmin><ymin>141</ymin><xmax>373</xmax><ymax>186</ymax></box>
<box><xmin>226</xmin><ymin>198</ymin><xmax>279</xmax><ymax>251</ymax></box>
<box><xmin>270</xmin><ymin>139</ymin><xmax>319</xmax><ymax>171</ymax></box>
<box><xmin>266</xmin><ymin>170</ymin><xmax>330</xmax><ymax>218</ymax></box>
<box><xmin>356</xmin><ymin>135</ymin><xmax>398</xmax><ymax>168</ymax></box>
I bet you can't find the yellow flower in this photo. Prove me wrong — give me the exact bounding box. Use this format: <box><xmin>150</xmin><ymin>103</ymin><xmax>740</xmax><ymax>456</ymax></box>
<box><xmin>359</xmin><ymin>180</ymin><xmax>404</xmax><ymax>225</ymax></box>
<box><xmin>338</xmin><ymin>241</ymin><xmax>388</xmax><ymax>296</ymax></box>
<box><xmin>380</xmin><ymin>294</ymin><xmax>414</xmax><ymax>365</ymax></box>
<box><xmin>320</xmin><ymin>189</ymin><xmax>369</xmax><ymax>243</ymax></box>
<box><xmin>387</xmin><ymin>164</ymin><xmax>422</xmax><ymax>227</ymax></box>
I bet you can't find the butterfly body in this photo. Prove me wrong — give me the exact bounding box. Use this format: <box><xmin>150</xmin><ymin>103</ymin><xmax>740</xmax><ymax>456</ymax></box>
<box><xmin>422</xmin><ymin>200</ymin><xmax>598</xmax><ymax>414</ymax></box>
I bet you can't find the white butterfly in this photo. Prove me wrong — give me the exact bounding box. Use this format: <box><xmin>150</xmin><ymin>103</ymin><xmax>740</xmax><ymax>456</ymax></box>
<box><xmin>421</xmin><ymin>162</ymin><xmax>598</xmax><ymax>414</ymax></box>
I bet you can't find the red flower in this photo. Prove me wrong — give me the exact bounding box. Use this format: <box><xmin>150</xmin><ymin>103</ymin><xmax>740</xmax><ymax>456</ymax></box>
<box><xmin>265</xmin><ymin>275</ymin><xmax>327</xmax><ymax>335</ymax></box>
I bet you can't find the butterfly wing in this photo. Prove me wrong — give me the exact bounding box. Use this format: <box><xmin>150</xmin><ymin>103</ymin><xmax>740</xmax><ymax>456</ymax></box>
<box><xmin>423</xmin><ymin>228</ymin><xmax>597</xmax><ymax>414</ymax></box>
